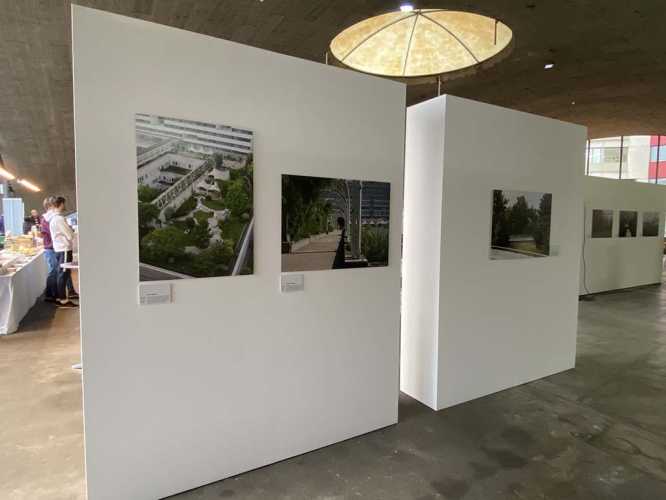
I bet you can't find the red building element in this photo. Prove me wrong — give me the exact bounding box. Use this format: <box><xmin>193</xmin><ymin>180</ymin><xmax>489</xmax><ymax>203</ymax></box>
<box><xmin>648</xmin><ymin>135</ymin><xmax>666</xmax><ymax>182</ymax></box>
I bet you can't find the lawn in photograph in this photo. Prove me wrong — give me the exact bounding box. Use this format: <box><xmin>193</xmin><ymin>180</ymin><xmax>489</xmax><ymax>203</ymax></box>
<box><xmin>618</xmin><ymin>210</ymin><xmax>637</xmax><ymax>238</ymax></box>
<box><xmin>490</xmin><ymin>189</ymin><xmax>552</xmax><ymax>260</ymax></box>
<box><xmin>136</xmin><ymin>113</ymin><xmax>254</xmax><ymax>281</ymax></box>
<box><xmin>591</xmin><ymin>209</ymin><xmax>613</xmax><ymax>238</ymax></box>
<box><xmin>281</xmin><ymin>174</ymin><xmax>390</xmax><ymax>272</ymax></box>
<box><xmin>642</xmin><ymin>211</ymin><xmax>660</xmax><ymax>237</ymax></box>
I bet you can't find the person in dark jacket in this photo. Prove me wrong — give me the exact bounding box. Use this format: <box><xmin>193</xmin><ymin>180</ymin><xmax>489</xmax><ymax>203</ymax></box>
<box><xmin>332</xmin><ymin>216</ymin><xmax>346</xmax><ymax>269</ymax></box>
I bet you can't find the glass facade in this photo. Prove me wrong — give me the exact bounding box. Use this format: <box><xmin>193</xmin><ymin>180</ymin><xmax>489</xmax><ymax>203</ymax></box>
<box><xmin>585</xmin><ymin>135</ymin><xmax>666</xmax><ymax>183</ymax></box>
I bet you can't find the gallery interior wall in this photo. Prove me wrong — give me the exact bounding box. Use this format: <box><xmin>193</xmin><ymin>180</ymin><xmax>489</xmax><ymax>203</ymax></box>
<box><xmin>402</xmin><ymin>95</ymin><xmax>586</xmax><ymax>410</ymax></box>
<box><xmin>581</xmin><ymin>176</ymin><xmax>666</xmax><ymax>294</ymax></box>
<box><xmin>72</xmin><ymin>7</ymin><xmax>405</xmax><ymax>500</ymax></box>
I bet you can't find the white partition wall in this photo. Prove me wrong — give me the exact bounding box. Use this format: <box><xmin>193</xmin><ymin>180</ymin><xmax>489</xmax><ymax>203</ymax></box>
<box><xmin>581</xmin><ymin>177</ymin><xmax>666</xmax><ymax>294</ymax></box>
<box><xmin>72</xmin><ymin>7</ymin><xmax>405</xmax><ymax>500</ymax></box>
<box><xmin>401</xmin><ymin>95</ymin><xmax>586</xmax><ymax>411</ymax></box>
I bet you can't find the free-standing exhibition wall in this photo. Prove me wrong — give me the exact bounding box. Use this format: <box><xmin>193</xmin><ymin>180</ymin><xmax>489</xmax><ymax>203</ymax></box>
<box><xmin>401</xmin><ymin>95</ymin><xmax>586</xmax><ymax>410</ymax></box>
<box><xmin>581</xmin><ymin>176</ymin><xmax>666</xmax><ymax>295</ymax></box>
<box><xmin>72</xmin><ymin>7</ymin><xmax>405</xmax><ymax>499</ymax></box>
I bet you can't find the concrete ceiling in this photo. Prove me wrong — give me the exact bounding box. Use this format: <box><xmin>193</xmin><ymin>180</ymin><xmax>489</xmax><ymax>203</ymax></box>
<box><xmin>1</xmin><ymin>0</ymin><xmax>665</xmax><ymax>207</ymax></box>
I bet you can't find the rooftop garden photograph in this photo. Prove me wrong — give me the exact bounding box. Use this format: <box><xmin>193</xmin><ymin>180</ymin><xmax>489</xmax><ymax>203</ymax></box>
<box><xmin>135</xmin><ymin>114</ymin><xmax>254</xmax><ymax>281</ymax></box>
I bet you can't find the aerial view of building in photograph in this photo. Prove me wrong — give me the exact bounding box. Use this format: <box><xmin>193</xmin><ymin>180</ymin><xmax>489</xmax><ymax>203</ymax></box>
<box><xmin>136</xmin><ymin>113</ymin><xmax>253</xmax><ymax>281</ymax></box>
<box><xmin>281</xmin><ymin>174</ymin><xmax>390</xmax><ymax>272</ymax></box>
<box><xmin>490</xmin><ymin>189</ymin><xmax>552</xmax><ymax>259</ymax></box>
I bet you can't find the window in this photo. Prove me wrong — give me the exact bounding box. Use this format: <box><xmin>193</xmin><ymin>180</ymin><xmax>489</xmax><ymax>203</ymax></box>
<box><xmin>586</xmin><ymin>135</ymin><xmax>664</xmax><ymax>183</ymax></box>
<box><xmin>650</xmin><ymin>145</ymin><xmax>666</xmax><ymax>162</ymax></box>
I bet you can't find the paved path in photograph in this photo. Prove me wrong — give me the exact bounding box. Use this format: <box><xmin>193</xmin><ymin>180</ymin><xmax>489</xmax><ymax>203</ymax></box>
<box><xmin>282</xmin><ymin>233</ymin><xmax>340</xmax><ymax>272</ymax></box>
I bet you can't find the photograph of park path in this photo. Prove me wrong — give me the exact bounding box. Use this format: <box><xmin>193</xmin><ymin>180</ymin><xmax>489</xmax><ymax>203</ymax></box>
<box><xmin>136</xmin><ymin>113</ymin><xmax>253</xmax><ymax>281</ymax></box>
<box><xmin>281</xmin><ymin>174</ymin><xmax>390</xmax><ymax>272</ymax></box>
<box><xmin>642</xmin><ymin>211</ymin><xmax>660</xmax><ymax>237</ymax></box>
<box><xmin>618</xmin><ymin>210</ymin><xmax>637</xmax><ymax>238</ymax></box>
<box><xmin>490</xmin><ymin>189</ymin><xmax>552</xmax><ymax>260</ymax></box>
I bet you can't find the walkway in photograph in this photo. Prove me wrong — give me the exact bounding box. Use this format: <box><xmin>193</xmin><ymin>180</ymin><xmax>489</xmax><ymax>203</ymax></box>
<box><xmin>282</xmin><ymin>232</ymin><xmax>340</xmax><ymax>272</ymax></box>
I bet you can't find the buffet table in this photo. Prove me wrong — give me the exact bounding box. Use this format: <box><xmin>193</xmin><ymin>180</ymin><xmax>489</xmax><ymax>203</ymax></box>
<box><xmin>0</xmin><ymin>250</ymin><xmax>48</xmax><ymax>335</ymax></box>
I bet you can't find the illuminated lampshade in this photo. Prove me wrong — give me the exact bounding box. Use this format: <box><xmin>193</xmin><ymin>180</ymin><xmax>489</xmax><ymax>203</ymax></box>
<box><xmin>330</xmin><ymin>9</ymin><xmax>512</xmax><ymax>78</ymax></box>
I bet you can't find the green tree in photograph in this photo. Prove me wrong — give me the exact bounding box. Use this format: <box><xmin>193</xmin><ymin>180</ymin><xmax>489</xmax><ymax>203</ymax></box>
<box><xmin>510</xmin><ymin>196</ymin><xmax>530</xmax><ymax>235</ymax></box>
<box><xmin>189</xmin><ymin>241</ymin><xmax>235</xmax><ymax>276</ymax></box>
<box><xmin>138</xmin><ymin>202</ymin><xmax>160</xmax><ymax>239</ymax></box>
<box><xmin>361</xmin><ymin>226</ymin><xmax>389</xmax><ymax>265</ymax></box>
<box><xmin>138</xmin><ymin>185</ymin><xmax>163</xmax><ymax>203</ymax></box>
<box><xmin>174</xmin><ymin>196</ymin><xmax>197</xmax><ymax>217</ymax></box>
<box><xmin>189</xmin><ymin>221</ymin><xmax>211</xmax><ymax>249</ymax></box>
<box><xmin>218</xmin><ymin>217</ymin><xmax>244</xmax><ymax>249</ymax></box>
<box><xmin>225</xmin><ymin>179</ymin><xmax>251</xmax><ymax>217</ymax></box>
<box><xmin>281</xmin><ymin>176</ymin><xmax>332</xmax><ymax>243</ymax></box>
<box><xmin>532</xmin><ymin>194</ymin><xmax>552</xmax><ymax>253</ymax></box>
<box><xmin>491</xmin><ymin>190</ymin><xmax>511</xmax><ymax>247</ymax></box>
<box><xmin>140</xmin><ymin>226</ymin><xmax>190</xmax><ymax>268</ymax></box>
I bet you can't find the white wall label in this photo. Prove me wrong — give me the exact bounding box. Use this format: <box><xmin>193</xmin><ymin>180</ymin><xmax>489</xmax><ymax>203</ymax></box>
<box><xmin>139</xmin><ymin>282</ymin><xmax>172</xmax><ymax>305</ymax></box>
<box><xmin>281</xmin><ymin>274</ymin><xmax>304</xmax><ymax>293</ymax></box>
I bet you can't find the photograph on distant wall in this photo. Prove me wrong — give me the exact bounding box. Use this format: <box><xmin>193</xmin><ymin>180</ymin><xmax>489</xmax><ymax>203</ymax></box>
<box><xmin>136</xmin><ymin>113</ymin><xmax>254</xmax><ymax>281</ymax></box>
<box><xmin>642</xmin><ymin>211</ymin><xmax>660</xmax><ymax>237</ymax></box>
<box><xmin>618</xmin><ymin>210</ymin><xmax>637</xmax><ymax>238</ymax></box>
<box><xmin>490</xmin><ymin>189</ymin><xmax>552</xmax><ymax>259</ymax></box>
<box><xmin>591</xmin><ymin>209</ymin><xmax>613</xmax><ymax>238</ymax></box>
<box><xmin>281</xmin><ymin>174</ymin><xmax>390</xmax><ymax>272</ymax></box>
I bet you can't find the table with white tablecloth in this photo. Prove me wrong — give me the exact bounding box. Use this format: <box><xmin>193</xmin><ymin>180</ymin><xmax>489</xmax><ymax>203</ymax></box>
<box><xmin>0</xmin><ymin>251</ymin><xmax>48</xmax><ymax>335</ymax></box>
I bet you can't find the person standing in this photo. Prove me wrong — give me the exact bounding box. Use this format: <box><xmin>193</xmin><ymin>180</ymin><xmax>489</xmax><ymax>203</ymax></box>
<box><xmin>332</xmin><ymin>216</ymin><xmax>347</xmax><ymax>269</ymax></box>
<box><xmin>41</xmin><ymin>197</ymin><xmax>58</xmax><ymax>302</ymax></box>
<box><xmin>29</xmin><ymin>209</ymin><xmax>41</xmax><ymax>227</ymax></box>
<box><xmin>49</xmin><ymin>197</ymin><xmax>77</xmax><ymax>308</ymax></box>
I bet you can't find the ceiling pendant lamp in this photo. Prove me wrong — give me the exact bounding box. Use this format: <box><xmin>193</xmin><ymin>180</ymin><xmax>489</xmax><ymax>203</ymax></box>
<box><xmin>330</xmin><ymin>9</ymin><xmax>513</xmax><ymax>79</ymax></box>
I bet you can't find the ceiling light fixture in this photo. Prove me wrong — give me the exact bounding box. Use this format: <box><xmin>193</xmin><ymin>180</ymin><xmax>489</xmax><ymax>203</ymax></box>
<box><xmin>544</xmin><ymin>63</ymin><xmax>555</xmax><ymax>69</ymax></box>
<box><xmin>17</xmin><ymin>178</ymin><xmax>41</xmax><ymax>192</ymax></box>
<box><xmin>330</xmin><ymin>9</ymin><xmax>513</xmax><ymax>78</ymax></box>
<box><xmin>0</xmin><ymin>166</ymin><xmax>16</xmax><ymax>181</ymax></box>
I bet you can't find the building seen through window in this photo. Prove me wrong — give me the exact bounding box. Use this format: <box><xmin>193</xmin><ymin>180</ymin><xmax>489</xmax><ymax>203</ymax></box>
<box><xmin>585</xmin><ymin>135</ymin><xmax>666</xmax><ymax>183</ymax></box>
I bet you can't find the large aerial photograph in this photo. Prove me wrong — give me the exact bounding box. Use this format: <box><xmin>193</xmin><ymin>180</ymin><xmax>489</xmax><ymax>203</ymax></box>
<box><xmin>281</xmin><ymin>174</ymin><xmax>390</xmax><ymax>272</ymax></box>
<box><xmin>136</xmin><ymin>113</ymin><xmax>254</xmax><ymax>281</ymax></box>
<box><xmin>490</xmin><ymin>189</ymin><xmax>552</xmax><ymax>259</ymax></box>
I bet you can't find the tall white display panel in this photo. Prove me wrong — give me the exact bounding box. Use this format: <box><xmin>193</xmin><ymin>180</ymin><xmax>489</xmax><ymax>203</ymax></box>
<box><xmin>2</xmin><ymin>197</ymin><xmax>25</xmax><ymax>236</ymax></box>
<box><xmin>401</xmin><ymin>95</ymin><xmax>586</xmax><ymax>411</ymax></box>
<box><xmin>581</xmin><ymin>176</ymin><xmax>666</xmax><ymax>294</ymax></box>
<box><xmin>72</xmin><ymin>7</ymin><xmax>405</xmax><ymax>500</ymax></box>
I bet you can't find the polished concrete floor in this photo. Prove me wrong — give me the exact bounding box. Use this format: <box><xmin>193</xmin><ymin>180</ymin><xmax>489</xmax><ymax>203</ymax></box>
<box><xmin>3</xmin><ymin>284</ymin><xmax>666</xmax><ymax>499</ymax></box>
<box><xmin>0</xmin><ymin>303</ymin><xmax>84</xmax><ymax>500</ymax></box>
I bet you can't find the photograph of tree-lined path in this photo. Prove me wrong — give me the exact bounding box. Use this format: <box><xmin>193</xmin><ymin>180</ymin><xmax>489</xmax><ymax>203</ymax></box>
<box><xmin>490</xmin><ymin>189</ymin><xmax>552</xmax><ymax>260</ymax></box>
<box><xmin>136</xmin><ymin>114</ymin><xmax>254</xmax><ymax>281</ymax></box>
<box><xmin>281</xmin><ymin>174</ymin><xmax>390</xmax><ymax>272</ymax></box>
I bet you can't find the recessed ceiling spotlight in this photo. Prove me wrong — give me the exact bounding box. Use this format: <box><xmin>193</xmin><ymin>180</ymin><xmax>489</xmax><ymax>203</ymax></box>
<box><xmin>400</xmin><ymin>4</ymin><xmax>414</xmax><ymax>12</ymax></box>
<box><xmin>544</xmin><ymin>63</ymin><xmax>555</xmax><ymax>70</ymax></box>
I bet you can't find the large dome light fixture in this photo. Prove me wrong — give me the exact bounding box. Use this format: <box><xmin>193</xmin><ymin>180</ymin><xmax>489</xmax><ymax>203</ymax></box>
<box><xmin>330</xmin><ymin>9</ymin><xmax>513</xmax><ymax>78</ymax></box>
